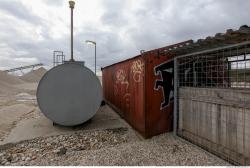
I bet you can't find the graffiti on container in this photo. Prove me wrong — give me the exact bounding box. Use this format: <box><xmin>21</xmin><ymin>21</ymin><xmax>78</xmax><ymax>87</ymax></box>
<box><xmin>131</xmin><ymin>60</ymin><xmax>144</xmax><ymax>82</ymax></box>
<box><xmin>154</xmin><ymin>60</ymin><xmax>174</xmax><ymax>110</ymax></box>
<box><xmin>123</xmin><ymin>93</ymin><xmax>131</xmax><ymax>107</ymax></box>
<box><xmin>115</xmin><ymin>69</ymin><xmax>129</xmax><ymax>90</ymax></box>
<box><xmin>114</xmin><ymin>69</ymin><xmax>131</xmax><ymax>108</ymax></box>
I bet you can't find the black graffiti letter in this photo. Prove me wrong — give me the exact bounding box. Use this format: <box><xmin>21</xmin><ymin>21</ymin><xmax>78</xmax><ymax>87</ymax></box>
<box><xmin>154</xmin><ymin>60</ymin><xmax>174</xmax><ymax>109</ymax></box>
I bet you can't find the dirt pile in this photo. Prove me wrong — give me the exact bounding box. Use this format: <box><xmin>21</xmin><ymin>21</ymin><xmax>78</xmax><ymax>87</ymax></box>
<box><xmin>0</xmin><ymin>71</ymin><xmax>25</xmax><ymax>85</ymax></box>
<box><xmin>0</xmin><ymin>81</ymin><xmax>17</xmax><ymax>95</ymax></box>
<box><xmin>0</xmin><ymin>71</ymin><xmax>25</xmax><ymax>94</ymax></box>
<box><xmin>20</xmin><ymin>68</ymin><xmax>47</xmax><ymax>83</ymax></box>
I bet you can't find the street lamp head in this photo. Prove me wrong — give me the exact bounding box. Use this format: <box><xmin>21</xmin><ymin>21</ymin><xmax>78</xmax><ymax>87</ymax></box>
<box><xmin>85</xmin><ymin>40</ymin><xmax>96</xmax><ymax>45</ymax></box>
<box><xmin>69</xmin><ymin>0</ymin><xmax>75</xmax><ymax>9</ymax></box>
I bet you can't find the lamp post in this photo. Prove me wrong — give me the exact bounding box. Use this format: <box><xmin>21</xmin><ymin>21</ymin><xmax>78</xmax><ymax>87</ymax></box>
<box><xmin>85</xmin><ymin>40</ymin><xmax>97</xmax><ymax>75</ymax></box>
<box><xmin>69</xmin><ymin>1</ymin><xmax>75</xmax><ymax>62</ymax></box>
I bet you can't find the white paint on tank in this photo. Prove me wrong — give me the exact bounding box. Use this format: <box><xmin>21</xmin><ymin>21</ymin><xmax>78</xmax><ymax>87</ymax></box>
<box><xmin>36</xmin><ymin>62</ymin><xmax>102</xmax><ymax>126</ymax></box>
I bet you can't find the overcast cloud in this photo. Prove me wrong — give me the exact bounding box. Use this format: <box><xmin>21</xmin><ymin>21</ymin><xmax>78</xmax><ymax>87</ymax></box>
<box><xmin>0</xmin><ymin>0</ymin><xmax>249</xmax><ymax>73</ymax></box>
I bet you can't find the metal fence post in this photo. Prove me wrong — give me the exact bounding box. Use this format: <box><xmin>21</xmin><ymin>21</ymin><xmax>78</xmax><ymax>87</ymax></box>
<box><xmin>174</xmin><ymin>57</ymin><xmax>178</xmax><ymax>136</ymax></box>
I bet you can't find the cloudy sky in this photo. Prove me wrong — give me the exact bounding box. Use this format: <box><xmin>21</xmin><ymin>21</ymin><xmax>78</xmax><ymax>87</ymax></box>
<box><xmin>0</xmin><ymin>0</ymin><xmax>249</xmax><ymax>73</ymax></box>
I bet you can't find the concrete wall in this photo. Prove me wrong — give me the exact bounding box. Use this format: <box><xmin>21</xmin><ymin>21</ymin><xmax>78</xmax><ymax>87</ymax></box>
<box><xmin>178</xmin><ymin>87</ymin><xmax>250</xmax><ymax>165</ymax></box>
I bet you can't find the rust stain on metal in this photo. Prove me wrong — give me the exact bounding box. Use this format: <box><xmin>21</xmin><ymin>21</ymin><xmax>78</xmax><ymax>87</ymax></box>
<box><xmin>102</xmin><ymin>41</ymin><xmax>189</xmax><ymax>138</ymax></box>
<box><xmin>102</xmin><ymin>57</ymin><xmax>145</xmax><ymax>134</ymax></box>
<box><xmin>144</xmin><ymin>51</ymin><xmax>174</xmax><ymax>137</ymax></box>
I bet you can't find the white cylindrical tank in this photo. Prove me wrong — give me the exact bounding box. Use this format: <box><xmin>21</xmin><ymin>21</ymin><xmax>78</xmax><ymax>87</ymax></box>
<box><xmin>37</xmin><ymin>62</ymin><xmax>102</xmax><ymax>126</ymax></box>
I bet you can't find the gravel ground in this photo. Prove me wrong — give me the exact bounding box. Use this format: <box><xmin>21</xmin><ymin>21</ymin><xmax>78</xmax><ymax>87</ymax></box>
<box><xmin>0</xmin><ymin>129</ymin><xmax>230</xmax><ymax>166</ymax></box>
<box><xmin>54</xmin><ymin>133</ymin><xmax>231</xmax><ymax>166</ymax></box>
<box><xmin>0</xmin><ymin>128</ymin><xmax>128</xmax><ymax>166</ymax></box>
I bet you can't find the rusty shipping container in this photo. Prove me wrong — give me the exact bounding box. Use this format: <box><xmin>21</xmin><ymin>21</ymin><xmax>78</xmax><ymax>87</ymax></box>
<box><xmin>102</xmin><ymin>41</ymin><xmax>191</xmax><ymax>138</ymax></box>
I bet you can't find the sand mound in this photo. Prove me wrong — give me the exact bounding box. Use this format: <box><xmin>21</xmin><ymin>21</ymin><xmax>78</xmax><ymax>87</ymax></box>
<box><xmin>0</xmin><ymin>70</ymin><xmax>27</xmax><ymax>94</ymax></box>
<box><xmin>0</xmin><ymin>71</ymin><xmax>25</xmax><ymax>85</ymax></box>
<box><xmin>20</xmin><ymin>67</ymin><xmax>47</xmax><ymax>83</ymax></box>
<box><xmin>0</xmin><ymin>81</ymin><xmax>18</xmax><ymax>94</ymax></box>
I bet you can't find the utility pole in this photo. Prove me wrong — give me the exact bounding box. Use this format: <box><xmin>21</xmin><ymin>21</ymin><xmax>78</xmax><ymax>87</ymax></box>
<box><xmin>69</xmin><ymin>1</ymin><xmax>75</xmax><ymax>61</ymax></box>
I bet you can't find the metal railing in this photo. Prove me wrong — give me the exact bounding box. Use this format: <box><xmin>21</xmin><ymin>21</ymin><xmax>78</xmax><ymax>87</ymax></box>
<box><xmin>176</xmin><ymin>41</ymin><xmax>250</xmax><ymax>89</ymax></box>
<box><xmin>53</xmin><ymin>51</ymin><xmax>65</xmax><ymax>67</ymax></box>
